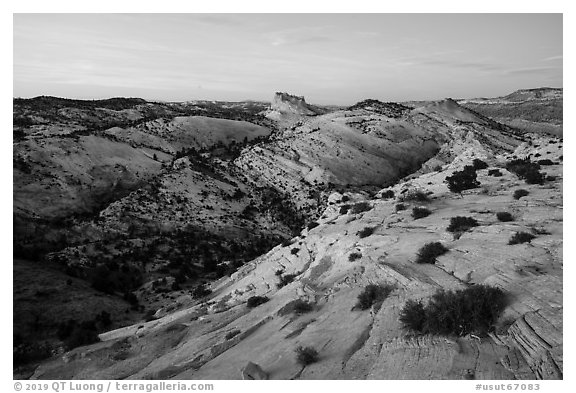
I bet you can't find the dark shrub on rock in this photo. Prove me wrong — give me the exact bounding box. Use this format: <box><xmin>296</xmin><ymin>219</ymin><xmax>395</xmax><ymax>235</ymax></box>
<box><xmin>399</xmin><ymin>190</ymin><xmax>430</xmax><ymax>202</ymax></box>
<box><xmin>295</xmin><ymin>346</ymin><xmax>319</xmax><ymax>366</ymax></box>
<box><xmin>395</xmin><ymin>203</ymin><xmax>407</xmax><ymax>212</ymax></box>
<box><xmin>278</xmin><ymin>299</ymin><xmax>314</xmax><ymax>316</ymax></box>
<box><xmin>445</xmin><ymin>167</ymin><xmax>480</xmax><ymax>193</ymax></box>
<box><xmin>513</xmin><ymin>189</ymin><xmax>529</xmax><ymax>200</ymax></box>
<box><xmin>400</xmin><ymin>285</ymin><xmax>506</xmax><ymax>336</ymax></box>
<box><xmin>508</xmin><ymin>232</ymin><xmax>536</xmax><ymax>245</ymax></box>
<box><xmin>381</xmin><ymin>190</ymin><xmax>395</xmax><ymax>199</ymax></box>
<box><xmin>447</xmin><ymin>216</ymin><xmax>479</xmax><ymax>233</ymax></box>
<box><xmin>247</xmin><ymin>296</ymin><xmax>269</xmax><ymax>308</ymax></box>
<box><xmin>348</xmin><ymin>252</ymin><xmax>362</xmax><ymax>262</ymax></box>
<box><xmin>357</xmin><ymin>226</ymin><xmax>376</xmax><ymax>238</ymax></box>
<box><xmin>306</xmin><ymin>222</ymin><xmax>319</xmax><ymax>230</ymax></box>
<box><xmin>351</xmin><ymin>201</ymin><xmax>372</xmax><ymax>214</ymax></box>
<box><xmin>472</xmin><ymin>158</ymin><xmax>489</xmax><ymax>170</ymax></box>
<box><xmin>488</xmin><ymin>169</ymin><xmax>502</xmax><ymax>177</ymax></box>
<box><xmin>415</xmin><ymin>242</ymin><xmax>448</xmax><ymax>264</ymax></box>
<box><xmin>506</xmin><ymin>158</ymin><xmax>544</xmax><ymax>185</ymax></box>
<box><xmin>496</xmin><ymin>212</ymin><xmax>514</xmax><ymax>222</ymax></box>
<box><xmin>356</xmin><ymin>284</ymin><xmax>394</xmax><ymax>310</ymax></box>
<box><xmin>537</xmin><ymin>159</ymin><xmax>555</xmax><ymax>166</ymax></box>
<box><xmin>412</xmin><ymin>207</ymin><xmax>431</xmax><ymax>219</ymax></box>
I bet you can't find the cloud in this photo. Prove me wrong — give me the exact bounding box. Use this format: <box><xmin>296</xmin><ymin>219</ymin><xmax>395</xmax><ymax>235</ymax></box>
<box><xmin>543</xmin><ymin>55</ymin><xmax>563</xmax><ymax>62</ymax></box>
<box><xmin>505</xmin><ymin>66</ymin><xmax>559</xmax><ymax>75</ymax></box>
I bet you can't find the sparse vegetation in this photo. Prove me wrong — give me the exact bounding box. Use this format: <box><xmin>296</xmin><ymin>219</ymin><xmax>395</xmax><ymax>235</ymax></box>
<box><xmin>247</xmin><ymin>295</ymin><xmax>270</xmax><ymax>308</ymax></box>
<box><xmin>295</xmin><ymin>345</ymin><xmax>319</xmax><ymax>366</ymax></box>
<box><xmin>357</xmin><ymin>226</ymin><xmax>376</xmax><ymax>238</ymax></box>
<box><xmin>508</xmin><ymin>232</ymin><xmax>536</xmax><ymax>245</ymax></box>
<box><xmin>415</xmin><ymin>242</ymin><xmax>448</xmax><ymax>264</ymax></box>
<box><xmin>496</xmin><ymin>212</ymin><xmax>514</xmax><ymax>222</ymax></box>
<box><xmin>399</xmin><ymin>285</ymin><xmax>507</xmax><ymax>336</ymax></box>
<box><xmin>348</xmin><ymin>252</ymin><xmax>362</xmax><ymax>262</ymax></box>
<box><xmin>513</xmin><ymin>189</ymin><xmax>529</xmax><ymax>200</ymax></box>
<box><xmin>412</xmin><ymin>207</ymin><xmax>432</xmax><ymax>219</ymax></box>
<box><xmin>446</xmin><ymin>216</ymin><xmax>479</xmax><ymax>233</ymax></box>
<box><xmin>356</xmin><ymin>284</ymin><xmax>394</xmax><ymax>310</ymax></box>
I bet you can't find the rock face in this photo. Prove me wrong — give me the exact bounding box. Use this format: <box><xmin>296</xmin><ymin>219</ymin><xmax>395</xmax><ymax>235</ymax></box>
<box><xmin>30</xmin><ymin>131</ymin><xmax>563</xmax><ymax>380</ymax></box>
<box><xmin>270</xmin><ymin>92</ymin><xmax>317</xmax><ymax>115</ymax></box>
<box><xmin>241</xmin><ymin>362</ymin><xmax>268</xmax><ymax>380</ymax></box>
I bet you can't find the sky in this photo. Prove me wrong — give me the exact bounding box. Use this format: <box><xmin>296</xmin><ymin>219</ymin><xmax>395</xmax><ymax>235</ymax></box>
<box><xmin>13</xmin><ymin>13</ymin><xmax>563</xmax><ymax>105</ymax></box>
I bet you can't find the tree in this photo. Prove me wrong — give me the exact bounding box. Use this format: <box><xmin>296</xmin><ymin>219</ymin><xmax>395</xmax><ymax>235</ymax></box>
<box><xmin>445</xmin><ymin>167</ymin><xmax>480</xmax><ymax>193</ymax></box>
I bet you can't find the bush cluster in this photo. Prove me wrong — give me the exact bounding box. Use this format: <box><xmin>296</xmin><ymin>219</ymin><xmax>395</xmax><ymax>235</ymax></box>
<box><xmin>445</xmin><ymin>166</ymin><xmax>480</xmax><ymax>193</ymax></box>
<box><xmin>399</xmin><ymin>190</ymin><xmax>430</xmax><ymax>203</ymax></box>
<box><xmin>506</xmin><ymin>158</ymin><xmax>544</xmax><ymax>185</ymax></box>
<box><xmin>399</xmin><ymin>285</ymin><xmax>507</xmax><ymax>336</ymax></box>
<box><xmin>447</xmin><ymin>216</ymin><xmax>479</xmax><ymax>233</ymax></box>
<box><xmin>412</xmin><ymin>207</ymin><xmax>432</xmax><ymax>219</ymax></box>
<box><xmin>356</xmin><ymin>284</ymin><xmax>394</xmax><ymax>310</ymax></box>
<box><xmin>415</xmin><ymin>242</ymin><xmax>448</xmax><ymax>264</ymax></box>
<box><xmin>278</xmin><ymin>299</ymin><xmax>314</xmax><ymax>316</ymax></box>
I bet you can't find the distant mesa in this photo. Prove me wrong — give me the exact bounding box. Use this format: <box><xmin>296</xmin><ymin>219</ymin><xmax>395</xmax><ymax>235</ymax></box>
<box><xmin>501</xmin><ymin>87</ymin><xmax>562</xmax><ymax>102</ymax></box>
<box><xmin>270</xmin><ymin>92</ymin><xmax>323</xmax><ymax>115</ymax></box>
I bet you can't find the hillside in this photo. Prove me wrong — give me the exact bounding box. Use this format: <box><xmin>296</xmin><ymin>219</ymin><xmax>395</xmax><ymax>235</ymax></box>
<box><xmin>30</xmin><ymin>133</ymin><xmax>563</xmax><ymax>380</ymax></box>
<box><xmin>13</xmin><ymin>91</ymin><xmax>562</xmax><ymax>380</ymax></box>
<box><xmin>458</xmin><ymin>88</ymin><xmax>563</xmax><ymax>137</ymax></box>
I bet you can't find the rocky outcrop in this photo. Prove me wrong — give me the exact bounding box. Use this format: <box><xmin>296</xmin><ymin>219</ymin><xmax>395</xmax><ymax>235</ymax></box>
<box><xmin>270</xmin><ymin>92</ymin><xmax>317</xmax><ymax>115</ymax></box>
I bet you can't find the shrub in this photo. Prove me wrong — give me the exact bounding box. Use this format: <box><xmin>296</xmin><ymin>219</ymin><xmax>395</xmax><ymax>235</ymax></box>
<box><xmin>356</xmin><ymin>284</ymin><xmax>394</xmax><ymax>310</ymax></box>
<box><xmin>400</xmin><ymin>285</ymin><xmax>506</xmax><ymax>336</ymax></box>
<box><xmin>381</xmin><ymin>190</ymin><xmax>395</xmax><ymax>199</ymax></box>
<box><xmin>445</xmin><ymin>167</ymin><xmax>480</xmax><ymax>193</ymax></box>
<box><xmin>247</xmin><ymin>295</ymin><xmax>270</xmax><ymax>308</ymax></box>
<box><xmin>281</xmin><ymin>239</ymin><xmax>293</xmax><ymax>247</ymax></box>
<box><xmin>277</xmin><ymin>272</ymin><xmax>299</xmax><ymax>288</ymax></box>
<box><xmin>537</xmin><ymin>159</ymin><xmax>555</xmax><ymax>166</ymax></box>
<box><xmin>513</xmin><ymin>189</ymin><xmax>529</xmax><ymax>200</ymax></box>
<box><xmin>278</xmin><ymin>299</ymin><xmax>314</xmax><ymax>316</ymax></box>
<box><xmin>307</xmin><ymin>222</ymin><xmax>319</xmax><ymax>230</ymax></box>
<box><xmin>192</xmin><ymin>284</ymin><xmax>212</xmax><ymax>299</ymax></box>
<box><xmin>496</xmin><ymin>212</ymin><xmax>514</xmax><ymax>222</ymax></box>
<box><xmin>415</xmin><ymin>242</ymin><xmax>448</xmax><ymax>264</ymax></box>
<box><xmin>412</xmin><ymin>207</ymin><xmax>431</xmax><ymax>219</ymax></box>
<box><xmin>546</xmin><ymin>175</ymin><xmax>557</xmax><ymax>181</ymax></box>
<box><xmin>295</xmin><ymin>346</ymin><xmax>319</xmax><ymax>366</ymax></box>
<box><xmin>351</xmin><ymin>202</ymin><xmax>372</xmax><ymax>214</ymax></box>
<box><xmin>508</xmin><ymin>232</ymin><xmax>536</xmax><ymax>245</ymax></box>
<box><xmin>63</xmin><ymin>321</ymin><xmax>100</xmax><ymax>350</ymax></box>
<box><xmin>341</xmin><ymin>195</ymin><xmax>350</xmax><ymax>202</ymax></box>
<box><xmin>357</xmin><ymin>226</ymin><xmax>376</xmax><ymax>238</ymax></box>
<box><xmin>399</xmin><ymin>190</ymin><xmax>430</xmax><ymax>203</ymax></box>
<box><xmin>339</xmin><ymin>204</ymin><xmax>351</xmax><ymax>214</ymax></box>
<box><xmin>472</xmin><ymin>158</ymin><xmax>489</xmax><ymax>170</ymax></box>
<box><xmin>488</xmin><ymin>169</ymin><xmax>502</xmax><ymax>177</ymax></box>
<box><xmin>225</xmin><ymin>330</ymin><xmax>241</xmax><ymax>340</ymax></box>
<box><xmin>291</xmin><ymin>248</ymin><xmax>300</xmax><ymax>255</ymax></box>
<box><xmin>446</xmin><ymin>216</ymin><xmax>479</xmax><ymax>233</ymax></box>
<box><xmin>399</xmin><ymin>299</ymin><xmax>427</xmax><ymax>332</ymax></box>
<box><xmin>395</xmin><ymin>203</ymin><xmax>407</xmax><ymax>212</ymax></box>
<box><xmin>348</xmin><ymin>252</ymin><xmax>362</xmax><ymax>262</ymax></box>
